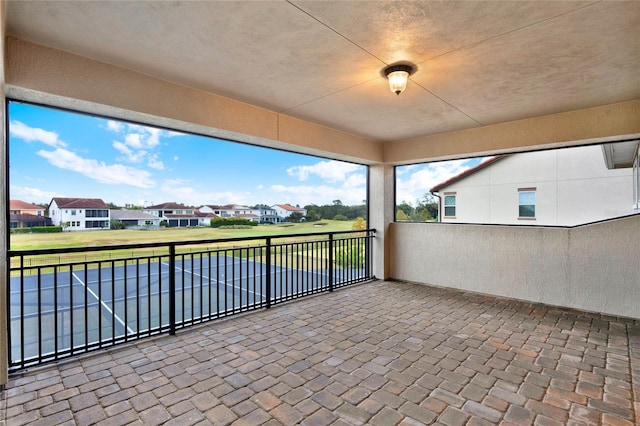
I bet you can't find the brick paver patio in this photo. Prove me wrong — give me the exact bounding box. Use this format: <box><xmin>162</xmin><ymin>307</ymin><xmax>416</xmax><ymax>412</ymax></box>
<box><xmin>1</xmin><ymin>280</ymin><xmax>638</xmax><ymax>425</ymax></box>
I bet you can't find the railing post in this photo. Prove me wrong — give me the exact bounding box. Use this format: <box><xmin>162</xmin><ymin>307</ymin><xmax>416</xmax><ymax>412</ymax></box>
<box><xmin>169</xmin><ymin>244</ymin><xmax>176</xmax><ymax>335</ymax></box>
<box><xmin>265</xmin><ymin>238</ymin><xmax>271</xmax><ymax>309</ymax></box>
<box><xmin>328</xmin><ymin>234</ymin><xmax>334</xmax><ymax>292</ymax></box>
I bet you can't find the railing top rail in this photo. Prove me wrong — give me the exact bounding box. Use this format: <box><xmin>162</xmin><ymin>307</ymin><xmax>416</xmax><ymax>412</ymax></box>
<box><xmin>9</xmin><ymin>228</ymin><xmax>376</xmax><ymax>257</ymax></box>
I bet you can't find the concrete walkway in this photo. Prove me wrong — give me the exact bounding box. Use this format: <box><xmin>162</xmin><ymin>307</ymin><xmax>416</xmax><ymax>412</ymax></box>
<box><xmin>1</xmin><ymin>280</ymin><xmax>639</xmax><ymax>425</ymax></box>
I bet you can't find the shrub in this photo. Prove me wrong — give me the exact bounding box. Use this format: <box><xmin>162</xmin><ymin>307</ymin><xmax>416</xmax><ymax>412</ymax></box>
<box><xmin>335</xmin><ymin>245</ymin><xmax>365</xmax><ymax>268</ymax></box>
<box><xmin>110</xmin><ymin>220</ymin><xmax>125</xmax><ymax>230</ymax></box>
<box><xmin>333</xmin><ymin>214</ymin><xmax>349</xmax><ymax>221</ymax></box>
<box><xmin>11</xmin><ymin>226</ymin><xmax>63</xmax><ymax>234</ymax></box>
<box><xmin>210</xmin><ymin>218</ymin><xmax>257</xmax><ymax>228</ymax></box>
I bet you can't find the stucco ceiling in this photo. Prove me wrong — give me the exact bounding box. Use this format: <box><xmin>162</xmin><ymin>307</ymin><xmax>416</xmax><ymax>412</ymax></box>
<box><xmin>5</xmin><ymin>1</ymin><xmax>640</xmax><ymax>143</ymax></box>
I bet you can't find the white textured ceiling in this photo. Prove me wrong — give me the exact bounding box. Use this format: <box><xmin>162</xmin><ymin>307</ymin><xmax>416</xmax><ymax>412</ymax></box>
<box><xmin>5</xmin><ymin>1</ymin><xmax>640</xmax><ymax>142</ymax></box>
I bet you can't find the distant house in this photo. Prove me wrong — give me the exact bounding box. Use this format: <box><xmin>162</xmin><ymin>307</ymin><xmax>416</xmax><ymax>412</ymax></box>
<box><xmin>49</xmin><ymin>197</ymin><xmax>110</xmax><ymax>230</ymax></box>
<box><xmin>251</xmin><ymin>206</ymin><xmax>279</xmax><ymax>224</ymax></box>
<box><xmin>200</xmin><ymin>204</ymin><xmax>252</xmax><ymax>218</ymax></box>
<box><xmin>10</xmin><ymin>200</ymin><xmax>45</xmax><ymax>216</ymax></box>
<box><xmin>272</xmin><ymin>204</ymin><xmax>307</xmax><ymax>222</ymax></box>
<box><xmin>9</xmin><ymin>200</ymin><xmax>51</xmax><ymax>228</ymax></box>
<box><xmin>110</xmin><ymin>209</ymin><xmax>161</xmax><ymax>228</ymax></box>
<box><xmin>430</xmin><ymin>145</ymin><xmax>635</xmax><ymax>226</ymax></box>
<box><xmin>143</xmin><ymin>202</ymin><xmax>199</xmax><ymax>227</ymax></box>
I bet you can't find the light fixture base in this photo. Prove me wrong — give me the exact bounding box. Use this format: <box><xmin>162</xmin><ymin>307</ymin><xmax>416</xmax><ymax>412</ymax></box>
<box><xmin>383</xmin><ymin>64</ymin><xmax>415</xmax><ymax>78</ymax></box>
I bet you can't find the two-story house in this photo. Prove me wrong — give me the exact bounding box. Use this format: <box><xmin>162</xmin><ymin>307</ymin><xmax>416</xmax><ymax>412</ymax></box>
<box><xmin>49</xmin><ymin>197</ymin><xmax>110</xmax><ymax>230</ymax></box>
<box><xmin>199</xmin><ymin>204</ymin><xmax>259</xmax><ymax>222</ymax></box>
<box><xmin>9</xmin><ymin>200</ymin><xmax>51</xmax><ymax>228</ymax></box>
<box><xmin>272</xmin><ymin>204</ymin><xmax>307</xmax><ymax>222</ymax></box>
<box><xmin>430</xmin><ymin>144</ymin><xmax>635</xmax><ymax>226</ymax></box>
<box><xmin>251</xmin><ymin>205</ymin><xmax>279</xmax><ymax>224</ymax></box>
<box><xmin>143</xmin><ymin>202</ymin><xmax>199</xmax><ymax>227</ymax></box>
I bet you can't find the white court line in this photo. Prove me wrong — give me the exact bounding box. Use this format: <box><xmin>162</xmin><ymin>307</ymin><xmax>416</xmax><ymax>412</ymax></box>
<box><xmin>162</xmin><ymin>261</ymin><xmax>265</xmax><ymax>299</ymax></box>
<box><xmin>72</xmin><ymin>272</ymin><xmax>134</xmax><ymax>334</ymax></box>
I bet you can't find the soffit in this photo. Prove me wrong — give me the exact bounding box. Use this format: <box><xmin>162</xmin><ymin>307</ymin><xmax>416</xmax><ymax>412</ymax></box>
<box><xmin>5</xmin><ymin>1</ymin><xmax>640</xmax><ymax>142</ymax></box>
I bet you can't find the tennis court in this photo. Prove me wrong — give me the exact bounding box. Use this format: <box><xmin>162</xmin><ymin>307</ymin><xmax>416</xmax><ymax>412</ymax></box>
<box><xmin>9</xmin><ymin>253</ymin><xmax>362</xmax><ymax>364</ymax></box>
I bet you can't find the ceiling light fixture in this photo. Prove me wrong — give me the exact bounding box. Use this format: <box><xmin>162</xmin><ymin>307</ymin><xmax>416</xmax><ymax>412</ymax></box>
<box><xmin>383</xmin><ymin>64</ymin><xmax>415</xmax><ymax>95</ymax></box>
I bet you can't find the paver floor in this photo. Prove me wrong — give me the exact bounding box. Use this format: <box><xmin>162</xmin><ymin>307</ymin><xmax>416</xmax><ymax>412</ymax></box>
<box><xmin>1</xmin><ymin>280</ymin><xmax>639</xmax><ymax>425</ymax></box>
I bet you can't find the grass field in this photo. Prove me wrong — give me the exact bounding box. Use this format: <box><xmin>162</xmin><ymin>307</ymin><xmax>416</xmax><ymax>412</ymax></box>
<box><xmin>10</xmin><ymin>220</ymin><xmax>358</xmax><ymax>251</ymax></box>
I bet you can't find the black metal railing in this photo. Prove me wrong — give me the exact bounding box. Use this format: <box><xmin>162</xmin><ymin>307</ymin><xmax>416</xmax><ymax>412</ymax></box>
<box><xmin>7</xmin><ymin>229</ymin><xmax>375</xmax><ymax>370</ymax></box>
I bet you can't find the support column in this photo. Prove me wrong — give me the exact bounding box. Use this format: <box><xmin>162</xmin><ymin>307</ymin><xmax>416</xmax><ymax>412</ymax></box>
<box><xmin>369</xmin><ymin>164</ymin><xmax>395</xmax><ymax>280</ymax></box>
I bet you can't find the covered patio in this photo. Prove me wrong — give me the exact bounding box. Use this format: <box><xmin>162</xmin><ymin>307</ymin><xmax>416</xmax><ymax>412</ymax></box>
<box><xmin>1</xmin><ymin>1</ymin><xmax>639</xmax><ymax>424</ymax></box>
<box><xmin>3</xmin><ymin>281</ymin><xmax>639</xmax><ymax>425</ymax></box>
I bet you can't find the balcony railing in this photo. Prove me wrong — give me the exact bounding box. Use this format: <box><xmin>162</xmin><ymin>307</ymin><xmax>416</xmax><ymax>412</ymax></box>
<box><xmin>7</xmin><ymin>229</ymin><xmax>375</xmax><ymax>371</ymax></box>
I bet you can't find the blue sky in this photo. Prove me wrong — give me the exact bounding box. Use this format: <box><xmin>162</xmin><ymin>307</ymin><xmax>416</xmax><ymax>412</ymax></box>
<box><xmin>9</xmin><ymin>102</ymin><xmax>368</xmax><ymax>208</ymax></box>
<box><xmin>9</xmin><ymin>102</ymin><xmax>485</xmax><ymax>209</ymax></box>
<box><xmin>395</xmin><ymin>158</ymin><xmax>486</xmax><ymax>205</ymax></box>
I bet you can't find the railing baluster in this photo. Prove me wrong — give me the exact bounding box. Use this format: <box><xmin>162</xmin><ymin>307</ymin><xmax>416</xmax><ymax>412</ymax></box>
<box><xmin>266</xmin><ymin>238</ymin><xmax>271</xmax><ymax>309</ymax></box>
<box><xmin>328</xmin><ymin>234</ymin><xmax>334</xmax><ymax>292</ymax></box>
<box><xmin>169</xmin><ymin>245</ymin><xmax>176</xmax><ymax>335</ymax></box>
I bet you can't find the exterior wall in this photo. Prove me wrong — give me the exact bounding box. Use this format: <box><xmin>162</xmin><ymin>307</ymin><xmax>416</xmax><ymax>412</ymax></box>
<box><xmin>390</xmin><ymin>215</ymin><xmax>640</xmax><ymax>319</ymax></box>
<box><xmin>438</xmin><ymin>146</ymin><xmax>633</xmax><ymax>226</ymax></box>
<box><xmin>49</xmin><ymin>202</ymin><xmax>110</xmax><ymax>230</ymax></box>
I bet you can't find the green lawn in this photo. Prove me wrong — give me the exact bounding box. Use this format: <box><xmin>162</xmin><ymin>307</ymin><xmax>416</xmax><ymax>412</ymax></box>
<box><xmin>10</xmin><ymin>220</ymin><xmax>358</xmax><ymax>250</ymax></box>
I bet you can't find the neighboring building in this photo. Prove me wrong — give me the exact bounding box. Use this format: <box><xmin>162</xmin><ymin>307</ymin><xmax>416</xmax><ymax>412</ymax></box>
<box><xmin>272</xmin><ymin>204</ymin><xmax>307</xmax><ymax>222</ymax></box>
<box><xmin>110</xmin><ymin>209</ymin><xmax>161</xmax><ymax>228</ymax></box>
<box><xmin>430</xmin><ymin>145</ymin><xmax>636</xmax><ymax>226</ymax></box>
<box><xmin>251</xmin><ymin>206</ymin><xmax>279</xmax><ymax>224</ymax></box>
<box><xmin>49</xmin><ymin>197</ymin><xmax>110</xmax><ymax>230</ymax></box>
<box><xmin>143</xmin><ymin>202</ymin><xmax>200</xmax><ymax>227</ymax></box>
<box><xmin>10</xmin><ymin>200</ymin><xmax>45</xmax><ymax>216</ymax></box>
<box><xmin>143</xmin><ymin>202</ymin><xmax>194</xmax><ymax>218</ymax></box>
<box><xmin>9</xmin><ymin>200</ymin><xmax>51</xmax><ymax>228</ymax></box>
<box><xmin>199</xmin><ymin>204</ymin><xmax>253</xmax><ymax>218</ymax></box>
<box><xmin>10</xmin><ymin>214</ymin><xmax>51</xmax><ymax>229</ymax></box>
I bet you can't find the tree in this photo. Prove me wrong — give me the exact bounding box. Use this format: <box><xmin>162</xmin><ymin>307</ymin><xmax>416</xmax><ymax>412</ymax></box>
<box><xmin>287</xmin><ymin>212</ymin><xmax>304</xmax><ymax>223</ymax></box>
<box><xmin>396</xmin><ymin>210</ymin><xmax>409</xmax><ymax>221</ymax></box>
<box><xmin>352</xmin><ymin>217</ymin><xmax>366</xmax><ymax>230</ymax></box>
<box><xmin>396</xmin><ymin>201</ymin><xmax>414</xmax><ymax>217</ymax></box>
<box><xmin>415</xmin><ymin>193</ymin><xmax>438</xmax><ymax>222</ymax></box>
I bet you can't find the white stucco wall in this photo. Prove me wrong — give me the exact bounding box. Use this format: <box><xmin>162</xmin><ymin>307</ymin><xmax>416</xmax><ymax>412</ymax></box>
<box><xmin>390</xmin><ymin>215</ymin><xmax>640</xmax><ymax>319</ymax></box>
<box><xmin>438</xmin><ymin>146</ymin><xmax>633</xmax><ymax>225</ymax></box>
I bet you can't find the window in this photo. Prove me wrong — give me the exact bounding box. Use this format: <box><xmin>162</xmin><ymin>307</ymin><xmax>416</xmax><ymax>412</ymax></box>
<box><xmin>86</xmin><ymin>209</ymin><xmax>108</xmax><ymax>218</ymax></box>
<box><xmin>71</xmin><ymin>210</ymin><xmax>76</xmax><ymax>216</ymax></box>
<box><xmin>444</xmin><ymin>193</ymin><xmax>456</xmax><ymax>217</ymax></box>
<box><xmin>518</xmin><ymin>189</ymin><xmax>536</xmax><ymax>218</ymax></box>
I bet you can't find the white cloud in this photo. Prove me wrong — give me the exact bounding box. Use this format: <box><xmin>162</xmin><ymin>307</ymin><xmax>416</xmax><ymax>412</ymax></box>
<box><xmin>37</xmin><ymin>148</ymin><xmax>155</xmax><ymax>188</ymax></box>
<box><xmin>287</xmin><ymin>160</ymin><xmax>362</xmax><ymax>183</ymax></box>
<box><xmin>147</xmin><ymin>155</ymin><xmax>165</xmax><ymax>170</ymax></box>
<box><xmin>270</xmin><ymin>182</ymin><xmax>366</xmax><ymax>206</ymax></box>
<box><xmin>113</xmin><ymin>141</ymin><xmax>147</xmax><ymax>163</ymax></box>
<box><xmin>10</xmin><ymin>120</ymin><xmax>67</xmax><ymax>148</ymax></box>
<box><xmin>106</xmin><ymin>120</ymin><xmax>123</xmax><ymax>132</ymax></box>
<box><xmin>161</xmin><ymin>179</ymin><xmax>250</xmax><ymax>206</ymax></box>
<box><xmin>395</xmin><ymin>158</ymin><xmax>489</xmax><ymax>205</ymax></box>
<box><xmin>9</xmin><ymin>185</ymin><xmax>59</xmax><ymax>204</ymax></box>
<box><xmin>105</xmin><ymin>119</ymin><xmax>182</xmax><ymax>166</ymax></box>
<box><xmin>125</xmin><ymin>133</ymin><xmax>143</xmax><ymax>149</ymax></box>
